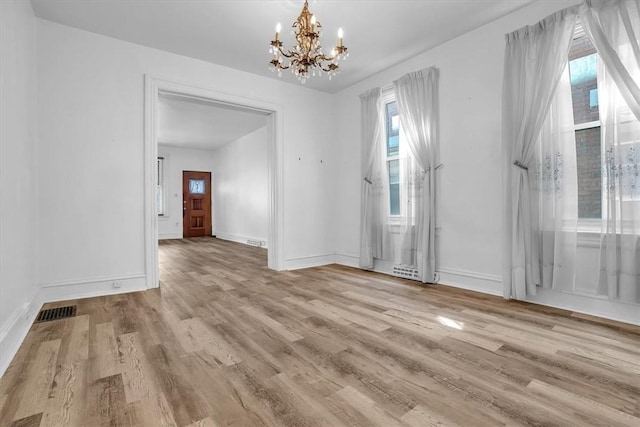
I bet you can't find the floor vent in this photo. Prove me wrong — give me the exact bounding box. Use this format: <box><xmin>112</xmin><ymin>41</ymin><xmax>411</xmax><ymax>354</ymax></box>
<box><xmin>35</xmin><ymin>305</ymin><xmax>77</xmax><ymax>323</ymax></box>
<box><xmin>391</xmin><ymin>265</ymin><xmax>420</xmax><ymax>280</ymax></box>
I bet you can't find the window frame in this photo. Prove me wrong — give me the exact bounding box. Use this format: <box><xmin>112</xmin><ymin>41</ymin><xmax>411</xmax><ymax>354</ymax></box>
<box><xmin>157</xmin><ymin>156</ymin><xmax>167</xmax><ymax>217</ymax></box>
<box><xmin>382</xmin><ymin>90</ymin><xmax>403</xmax><ymax>220</ymax></box>
<box><xmin>569</xmin><ymin>24</ymin><xmax>603</xmax><ymax>229</ymax></box>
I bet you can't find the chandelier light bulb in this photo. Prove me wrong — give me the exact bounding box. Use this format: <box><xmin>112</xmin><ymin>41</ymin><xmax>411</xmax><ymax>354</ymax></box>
<box><xmin>276</xmin><ymin>23</ymin><xmax>282</xmax><ymax>35</ymax></box>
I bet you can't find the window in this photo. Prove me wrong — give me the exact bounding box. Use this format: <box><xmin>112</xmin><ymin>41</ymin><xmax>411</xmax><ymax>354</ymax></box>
<box><xmin>157</xmin><ymin>157</ymin><xmax>165</xmax><ymax>216</ymax></box>
<box><xmin>568</xmin><ymin>21</ymin><xmax>640</xmax><ymax>224</ymax></box>
<box><xmin>189</xmin><ymin>179</ymin><xmax>205</xmax><ymax>194</ymax></box>
<box><xmin>569</xmin><ymin>23</ymin><xmax>601</xmax><ymax>219</ymax></box>
<box><xmin>385</xmin><ymin>99</ymin><xmax>401</xmax><ymax>216</ymax></box>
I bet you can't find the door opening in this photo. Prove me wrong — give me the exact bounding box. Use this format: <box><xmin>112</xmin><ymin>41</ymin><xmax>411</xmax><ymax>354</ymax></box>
<box><xmin>145</xmin><ymin>75</ymin><xmax>284</xmax><ymax>290</ymax></box>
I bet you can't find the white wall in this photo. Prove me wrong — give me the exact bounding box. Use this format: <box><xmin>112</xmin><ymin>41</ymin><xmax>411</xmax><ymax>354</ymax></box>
<box><xmin>36</xmin><ymin>18</ymin><xmax>336</xmax><ymax>295</ymax></box>
<box><xmin>157</xmin><ymin>145</ymin><xmax>216</xmax><ymax>240</ymax></box>
<box><xmin>0</xmin><ymin>0</ymin><xmax>40</xmax><ymax>375</ymax></box>
<box><xmin>212</xmin><ymin>126</ymin><xmax>269</xmax><ymax>247</ymax></box>
<box><xmin>334</xmin><ymin>0</ymin><xmax>578</xmax><ymax>284</ymax></box>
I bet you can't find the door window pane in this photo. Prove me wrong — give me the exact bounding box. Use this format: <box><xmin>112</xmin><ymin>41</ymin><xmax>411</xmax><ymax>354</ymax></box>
<box><xmin>189</xmin><ymin>179</ymin><xmax>205</xmax><ymax>194</ymax></box>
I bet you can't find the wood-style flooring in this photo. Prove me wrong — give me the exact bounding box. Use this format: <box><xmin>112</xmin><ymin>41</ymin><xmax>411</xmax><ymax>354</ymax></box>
<box><xmin>1</xmin><ymin>237</ymin><xmax>639</xmax><ymax>426</ymax></box>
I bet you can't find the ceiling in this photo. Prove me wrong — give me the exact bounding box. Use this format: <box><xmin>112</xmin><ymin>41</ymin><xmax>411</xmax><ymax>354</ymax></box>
<box><xmin>158</xmin><ymin>93</ymin><xmax>268</xmax><ymax>151</ymax></box>
<box><xmin>30</xmin><ymin>0</ymin><xmax>536</xmax><ymax>94</ymax></box>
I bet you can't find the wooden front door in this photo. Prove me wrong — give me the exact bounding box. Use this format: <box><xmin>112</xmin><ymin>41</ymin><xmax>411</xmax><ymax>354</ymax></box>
<box><xmin>183</xmin><ymin>171</ymin><xmax>212</xmax><ymax>238</ymax></box>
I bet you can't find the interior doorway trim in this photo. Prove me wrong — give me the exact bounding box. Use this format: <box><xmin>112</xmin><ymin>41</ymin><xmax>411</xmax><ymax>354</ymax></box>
<box><xmin>144</xmin><ymin>75</ymin><xmax>285</xmax><ymax>288</ymax></box>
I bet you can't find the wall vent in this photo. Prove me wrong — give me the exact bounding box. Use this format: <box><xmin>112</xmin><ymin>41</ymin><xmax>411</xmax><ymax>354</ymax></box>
<box><xmin>35</xmin><ymin>305</ymin><xmax>77</xmax><ymax>323</ymax></box>
<box><xmin>391</xmin><ymin>265</ymin><xmax>420</xmax><ymax>280</ymax></box>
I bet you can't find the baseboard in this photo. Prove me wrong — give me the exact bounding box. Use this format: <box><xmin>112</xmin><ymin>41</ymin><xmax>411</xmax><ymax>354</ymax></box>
<box><xmin>335</xmin><ymin>251</ymin><xmax>359</xmax><ymax>268</ymax></box>
<box><xmin>0</xmin><ymin>289</ymin><xmax>42</xmax><ymax>378</ymax></box>
<box><xmin>38</xmin><ymin>274</ymin><xmax>148</xmax><ymax>304</ymax></box>
<box><xmin>215</xmin><ymin>233</ymin><xmax>268</xmax><ymax>249</ymax></box>
<box><xmin>158</xmin><ymin>232</ymin><xmax>181</xmax><ymax>240</ymax></box>
<box><xmin>526</xmin><ymin>288</ymin><xmax>640</xmax><ymax>326</ymax></box>
<box><xmin>436</xmin><ymin>267</ymin><xmax>503</xmax><ymax>296</ymax></box>
<box><xmin>285</xmin><ymin>253</ymin><xmax>337</xmax><ymax>270</ymax></box>
<box><xmin>366</xmin><ymin>261</ymin><xmax>503</xmax><ymax>295</ymax></box>
<box><xmin>286</xmin><ymin>251</ymin><xmax>358</xmax><ymax>270</ymax></box>
<box><xmin>0</xmin><ymin>274</ymin><xmax>148</xmax><ymax>378</ymax></box>
<box><xmin>287</xmin><ymin>245</ymin><xmax>640</xmax><ymax>325</ymax></box>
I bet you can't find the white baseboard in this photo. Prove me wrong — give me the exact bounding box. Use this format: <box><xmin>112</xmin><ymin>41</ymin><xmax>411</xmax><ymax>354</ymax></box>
<box><xmin>365</xmin><ymin>261</ymin><xmax>503</xmax><ymax>296</ymax></box>
<box><xmin>285</xmin><ymin>253</ymin><xmax>336</xmax><ymax>270</ymax></box>
<box><xmin>215</xmin><ymin>233</ymin><xmax>268</xmax><ymax>249</ymax></box>
<box><xmin>286</xmin><ymin>251</ymin><xmax>358</xmax><ymax>270</ymax></box>
<box><xmin>437</xmin><ymin>267</ymin><xmax>503</xmax><ymax>296</ymax></box>
<box><xmin>0</xmin><ymin>289</ymin><xmax>41</xmax><ymax>378</ymax></box>
<box><xmin>335</xmin><ymin>251</ymin><xmax>359</xmax><ymax>268</ymax></box>
<box><xmin>39</xmin><ymin>274</ymin><xmax>148</xmax><ymax>303</ymax></box>
<box><xmin>526</xmin><ymin>288</ymin><xmax>640</xmax><ymax>326</ymax></box>
<box><xmin>0</xmin><ymin>274</ymin><xmax>148</xmax><ymax>378</ymax></box>
<box><xmin>158</xmin><ymin>233</ymin><xmax>181</xmax><ymax>240</ymax></box>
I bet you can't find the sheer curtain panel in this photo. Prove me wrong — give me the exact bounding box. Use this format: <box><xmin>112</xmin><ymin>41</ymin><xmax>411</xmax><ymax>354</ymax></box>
<box><xmin>502</xmin><ymin>9</ymin><xmax>578</xmax><ymax>299</ymax></box>
<box><xmin>535</xmin><ymin>68</ymin><xmax>579</xmax><ymax>292</ymax></box>
<box><xmin>359</xmin><ymin>88</ymin><xmax>384</xmax><ymax>269</ymax></box>
<box><xmin>393</xmin><ymin>67</ymin><xmax>440</xmax><ymax>283</ymax></box>
<box><xmin>580</xmin><ymin>0</ymin><xmax>640</xmax><ymax>121</ymax></box>
<box><xmin>582</xmin><ymin>0</ymin><xmax>640</xmax><ymax>302</ymax></box>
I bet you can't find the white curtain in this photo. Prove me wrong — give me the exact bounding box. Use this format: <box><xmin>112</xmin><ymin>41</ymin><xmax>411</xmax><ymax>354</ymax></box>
<box><xmin>580</xmin><ymin>0</ymin><xmax>640</xmax><ymax>121</ymax></box>
<box><xmin>534</xmin><ymin>68</ymin><xmax>579</xmax><ymax>293</ymax></box>
<box><xmin>359</xmin><ymin>88</ymin><xmax>384</xmax><ymax>269</ymax></box>
<box><xmin>582</xmin><ymin>0</ymin><xmax>640</xmax><ymax>303</ymax></box>
<box><xmin>399</xmin><ymin>154</ymin><xmax>421</xmax><ymax>268</ymax></box>
<box><xmin>502</xmin><ymin>8</ymin><xmax>578</xmax><ymax>299</ymax></box>
<box><xmin>393</xmin><ymin>67</ymin><xmax>439</xmax><ymax>283</ymax></box>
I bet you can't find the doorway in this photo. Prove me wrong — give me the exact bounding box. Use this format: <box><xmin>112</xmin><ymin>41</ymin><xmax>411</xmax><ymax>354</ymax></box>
<box><xmin>183</xmin><ymin>171</ymin><xmax>212</xmax><ymax>238</ymax></box>
<box><xmin>144</xmin><ymin>76</ymin><xmax>284</xmax><ymax>289</ymax></box>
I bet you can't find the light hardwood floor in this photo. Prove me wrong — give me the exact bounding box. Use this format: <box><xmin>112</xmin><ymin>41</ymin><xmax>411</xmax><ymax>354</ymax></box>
<box><xmin>1</xmin><ymin>237</ymin><xmax>639</xmax><ymax>426</ymax></box>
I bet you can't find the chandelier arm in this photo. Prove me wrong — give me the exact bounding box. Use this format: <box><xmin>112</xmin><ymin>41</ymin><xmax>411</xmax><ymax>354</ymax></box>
<box><xmin>317</xmin><ymin>54</ymin><xmax>336</xmax><ymax>62</ymax></box>
<box><xmin>277</xmin><ymin>47</ymin><xmax>295</xmax><ymax>59</ymax></box>
<box><xmin>320</xmin><ymin>64</ymin><xmax>339</xmax><ymax>73</ymax></box>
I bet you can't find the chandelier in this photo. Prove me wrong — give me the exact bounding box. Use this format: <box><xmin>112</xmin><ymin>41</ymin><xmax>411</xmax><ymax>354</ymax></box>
<box><xmin>269</xmin><ymin>0</ymin><xmax>348</xmax><ymax>84</ymax></box>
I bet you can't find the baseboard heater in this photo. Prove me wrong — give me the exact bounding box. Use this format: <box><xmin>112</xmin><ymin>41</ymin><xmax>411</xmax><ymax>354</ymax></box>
<box><xmin>391</xmin><ymin>265</ymin><xmax>420</xmax><ymax>280</ymax></box>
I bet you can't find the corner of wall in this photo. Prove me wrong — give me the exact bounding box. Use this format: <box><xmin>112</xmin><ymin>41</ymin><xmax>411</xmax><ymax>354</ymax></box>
<box><xmin>0</xmin><ymin>0</ymin><xmax>41</xmax><ymax>379</ymax></box>
<box><xmin>0</xmin><ymin>274</ymin><xmax>148</xmax><ymax>377</ymax></box>
<box><xmin>0</xmin><ymin>290</ymin><xmax>42</xmax><ymax>377</ymax></box>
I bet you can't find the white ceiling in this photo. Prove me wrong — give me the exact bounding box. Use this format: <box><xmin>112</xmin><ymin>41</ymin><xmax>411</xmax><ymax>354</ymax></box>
<box><xmin>158</xmin><ymin>93</ymin><xmax>268</xmax><ymax>151</ymax></box>
<box><xmin>30</xmin><ymin>0</ymin><xmax>536</xmax><ymax>94</ymax></box>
